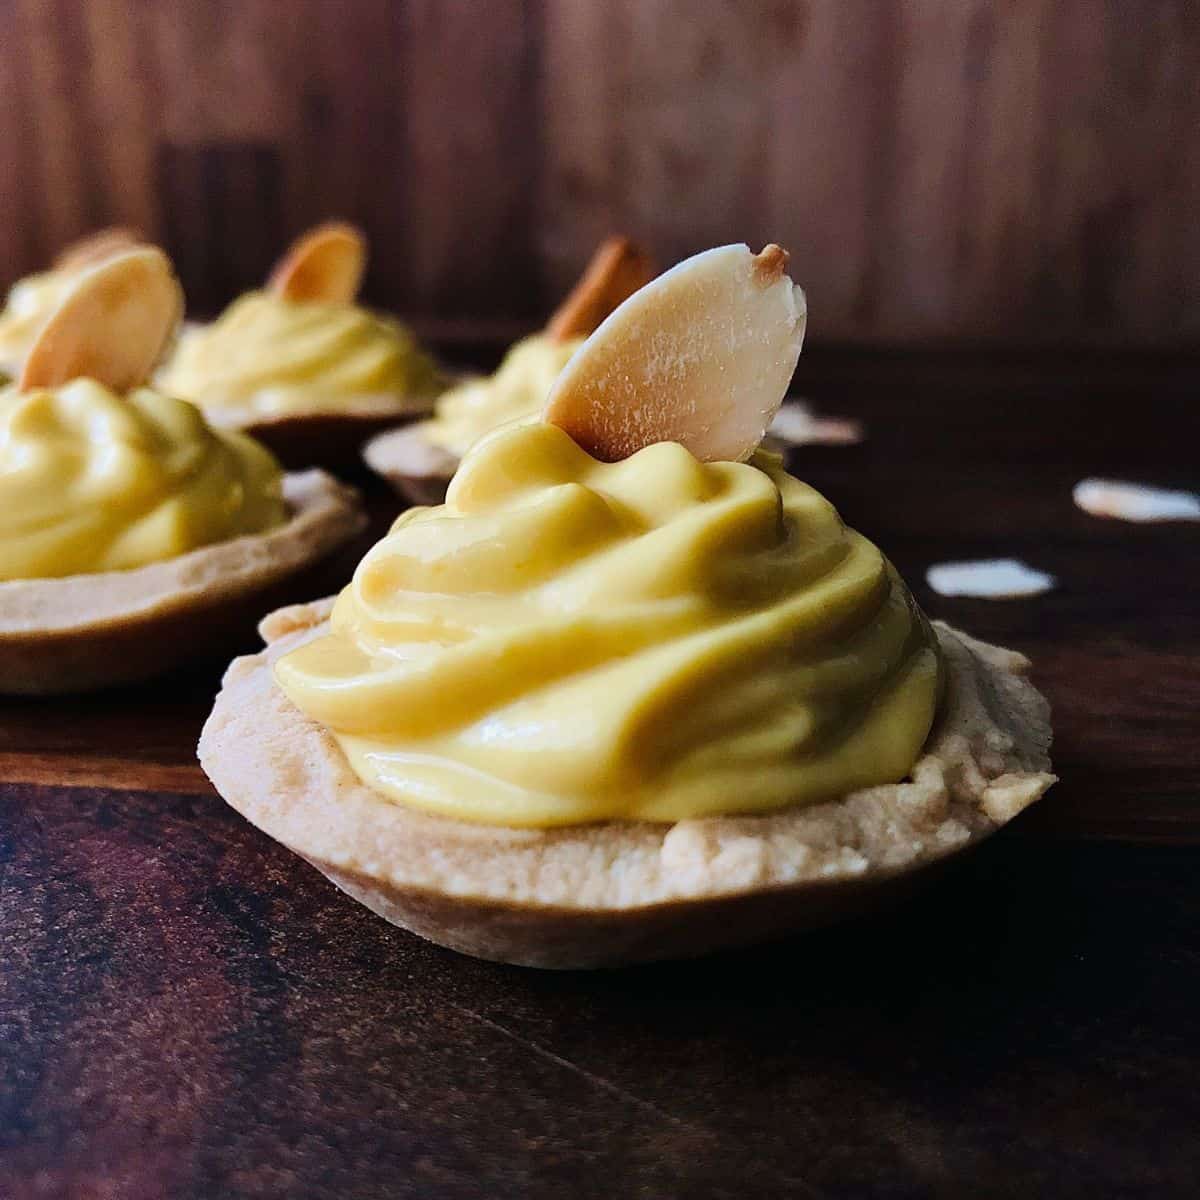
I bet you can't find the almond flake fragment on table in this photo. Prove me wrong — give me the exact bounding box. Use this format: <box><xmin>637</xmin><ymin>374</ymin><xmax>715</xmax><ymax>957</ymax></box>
<box><xmin>1073</xmin><ymin>479</ymin><xmax>1200</xmax><ymax>523</ymax></box>
<box><xmin>768</xmin><ymin>401</ymin><xmax>863</xmax><ymax>446</ymax></box>
<box><xmin>926</xmin><ymin>559</ymin><xmax>1056</xmax><ymax>599</ymax></box>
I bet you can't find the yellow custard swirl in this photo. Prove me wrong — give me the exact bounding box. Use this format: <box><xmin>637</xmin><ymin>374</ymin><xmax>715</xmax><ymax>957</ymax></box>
<box><xmin>423</xmin><ymin>334</ymin><xmax>583</xmax><ymax>458</ymax></box>
<box><xmin>157</xmin><ymin>291</ymin><xmax>440</xmax><ymax>418</ymax></box>
<box><xmin>0</xmin><ymin>379</ymin><xmax>286</xmax><ymax>580</ymax></box>
<box><xmin>276</xmin><ymin>421</ymin><xmax>942</xmax><ymax>828</ymax></box>
<box><xmin>0</xmin><ymin>270</ymin><xmax>77</xmax><ymax>372</ymax></box>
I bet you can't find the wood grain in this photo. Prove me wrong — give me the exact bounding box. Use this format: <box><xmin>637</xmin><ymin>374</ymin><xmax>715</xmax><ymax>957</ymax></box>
<box><xmin>1</xmin><ymin>790</ymin><xmax>1198</xmax><ymax>1197</ymax></box>
<box><xmin>0</xmin><ymin>1</ymin><xmax>1197</xmax><ymax>345</ymax></box>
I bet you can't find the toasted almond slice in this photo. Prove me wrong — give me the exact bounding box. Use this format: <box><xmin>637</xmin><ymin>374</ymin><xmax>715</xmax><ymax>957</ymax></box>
<box><xmin>52</xmin><ymin>227</ymin><xmax>143</xmax><ymax>273</ymax></box>
<box><xmin>268</xmin><ymin>222</ymin><xmax>366</xmax><ymax>304</ymax></box>
<box><xmin>545</xmin><ymin>235</ymin><xmax>657</xmax><ymax>342</ymax></box>
<box><xmin>543</xmin><ymin>243</ymin><xmax>806</xmax><ymax>463</ymax></box>
<box><xmin>18</xmin><ymin>247</ymin><xmax>183</xmax><ymax>393</ymax></box>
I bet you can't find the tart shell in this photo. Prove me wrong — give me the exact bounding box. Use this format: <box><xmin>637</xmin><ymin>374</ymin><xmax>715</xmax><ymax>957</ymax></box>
<box><xmin>199</xmin><ymin>606</ymin><xmax>1055</xmax><ymax>969</ymax></box>
<box><xmin>204</xmin><ymin>390</ymin><xmax>442</xmax><ymax>470</ymax></box>
<box><xmin>362</xmin><ymin>420</ymin><xmax>457</xmax><ymax>505</ymax></box>
<box><xmin>0</xmin><ymin>472</ymin><xmax>365</xmax><ymax>695</ymax></box>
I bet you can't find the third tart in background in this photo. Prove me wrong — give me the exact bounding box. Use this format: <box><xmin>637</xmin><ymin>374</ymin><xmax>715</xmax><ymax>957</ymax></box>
<box><xmin>363</xmin><ymin>235</ymin><xmax>655</xmax><ymax>504</ymax></box>
<box><xmin>156</xmin><ymin>222</ymin><xmax>445</xmax><ymax>468</ymax></box>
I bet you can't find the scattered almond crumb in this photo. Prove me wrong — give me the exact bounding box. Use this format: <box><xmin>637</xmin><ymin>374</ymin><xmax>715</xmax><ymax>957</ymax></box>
<box><xmin>926</xmin><ymin>559</ymin><xmax>1055</xmax><ymax>599</ymax></box>
<box><xmin>768</xmin><ymin>401</ymin><xmax>863</xmax><ymax>446</ymax></box>
<box><xmin>1073</xmin><ymin>478</ymin><xmax>1200</xmax><ymax>523</ymax></box>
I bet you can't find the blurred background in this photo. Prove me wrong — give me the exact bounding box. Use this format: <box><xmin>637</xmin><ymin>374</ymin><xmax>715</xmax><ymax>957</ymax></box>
<box><xmin>0</xmin><ymin>0</ymin><xmax>1196</xmax><ymax>347</ymax></box>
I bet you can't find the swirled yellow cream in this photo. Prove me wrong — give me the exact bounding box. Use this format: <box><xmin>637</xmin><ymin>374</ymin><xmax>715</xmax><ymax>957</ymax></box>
<box><xmin>157</xmin><ymin>292</ymin><xmax>440</xmax><ymax>418</ymax></box>
<box><xmin>423</xmin><ymin>334</ymin><xmax>582</xmax><ymax>458</ymax></box>
<box><xmin>0</xmin><ymin>379</ymin><xmax>286</xmax><ymax>580</ymax></box>
<box><xmin>276</xmin><ymin>421</ymin><xmax>942</xmax><ymax>828</ymax></box>
<box><xmin>0</xmin><ymin>270</ymin><xmax>77</xmax><ymax>372</ymax></box>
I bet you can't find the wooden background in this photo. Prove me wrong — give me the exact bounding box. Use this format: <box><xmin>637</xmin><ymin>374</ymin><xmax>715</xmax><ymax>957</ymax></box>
<box><xmin>0</xmin><ymin>0</ymin><xmax>1197</xmax><ymax>346</ymax></box>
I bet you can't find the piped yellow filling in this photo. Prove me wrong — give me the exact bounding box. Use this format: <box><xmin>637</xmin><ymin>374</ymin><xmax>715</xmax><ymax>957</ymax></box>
<box><xmin>158</xmin><ymin>291</ymin><xmax>439</xmax><ymax>417</ymax></box>
<box><xmin>422</xmin><ymin>334</ymin><xmax>582</xmax><ymax>458</ymax></box>
<box><xmin>0</xmin><ymin>378</ymin><xmax>286</xmax><ymax>579</ymax></box>
<box><xmin>276</xmin><ymin>421</ymin><xmax>941</xmax><ymax>827</ymax></box>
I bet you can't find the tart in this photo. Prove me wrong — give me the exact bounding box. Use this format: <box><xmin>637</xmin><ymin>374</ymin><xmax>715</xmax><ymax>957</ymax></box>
<box><xmin>156</xmin><ymin>222</ymin><xmax>445</xmax><ymax>467</ymax></box>
<box><xmin>200</xmin><ymin>244</ymin><xmax>1054</xmax><ymax>968</ymax></box>
<box><xmin>0</xmin><ymin>246</ymin><xmax>365</xmax><ymax>694</ymax></box>
<box><xmin>364</xmin><ymin>235</ymin><xmax>654</xmax><ymax>503</ymax></box>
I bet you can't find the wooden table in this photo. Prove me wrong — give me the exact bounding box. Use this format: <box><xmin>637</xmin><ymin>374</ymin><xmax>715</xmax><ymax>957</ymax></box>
<box><xmin>2</xmin><ymin>350</ymin><xmax>1198</xmax><ymax>1198</ymax></box>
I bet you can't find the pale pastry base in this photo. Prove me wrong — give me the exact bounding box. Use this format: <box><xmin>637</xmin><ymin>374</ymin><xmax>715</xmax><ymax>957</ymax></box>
<box><xmin>199</xmin><ymin>607</ymin><xmax>1056</xmax><ymax>969</ymax></box>
<box><xmin>362</xmin><ymin>420</ymin><xmax>457</xmax><ymax>505</ymax></box>
<box><xmin>203</xmin><ymin>389</ymin><xmax>443</xmax><ymax>469</ymax></box>
<box><xmin>0</xmin><ymin>472</ymin><xmax>365</xmax><ymax>695</ymax></box>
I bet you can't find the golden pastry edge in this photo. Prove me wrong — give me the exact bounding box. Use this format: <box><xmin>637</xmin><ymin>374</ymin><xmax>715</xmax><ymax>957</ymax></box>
<box><xmin>0</xmin><ymin>472</ymin><xmax>365</xmax><ymax>694</ymax></box>
<box><xmin>199</xmin><ymin>607</ymin><xmax>1054</xmax><ymax>968</ymax></box>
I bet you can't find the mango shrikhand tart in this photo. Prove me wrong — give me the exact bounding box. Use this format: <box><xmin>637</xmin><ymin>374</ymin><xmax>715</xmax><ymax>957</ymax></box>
<box><xmin>200</xmin><ymin>244</ymin><xmax>1055</xmax><ymax>968</ymax></box>
<box><xmin>364</xmin><ymin>235</ymin><xmax>655</xmax><ymax>503</ymax></box>
<box><xmin>157</xmin><ymin>222</ymin><xmax>444</xmax><ymax>466</ymax></box>
<box><xmin>0</xmin><ymin>246</ymin><xmax>364</xmax><ymax>694</ymax></box>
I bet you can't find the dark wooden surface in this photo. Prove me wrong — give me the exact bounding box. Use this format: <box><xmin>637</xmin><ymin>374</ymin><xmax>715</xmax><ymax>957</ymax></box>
<box><xmin>2</xmin><ymin>349</ymin><xmax>1199</xmax><ymax>1198</ymax></box>
<box><xmin>3</xmin><ymin>0</ymin><xmax>1200</xmax><ymax>346</ymax></box>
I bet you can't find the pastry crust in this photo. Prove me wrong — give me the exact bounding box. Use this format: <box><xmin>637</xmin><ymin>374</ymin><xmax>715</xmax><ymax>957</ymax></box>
<box><xmin>199</xmin><ymin>611</ymin><xmax>1055</xmax><ymax>968</ymax></box>
<box><xmin>205</xmin><ymin>391</ymin><xmax>441</xmax><ymax>470</ymax></box>
<box><xmin>0</xmin><ymin>473</ymin><xmax>365</xmax><ymax>695</ymax></box>
<box><xmin>362</xmin><ymin>419</ymin><xmax>458</xmax><ymax>504</ymax></box>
